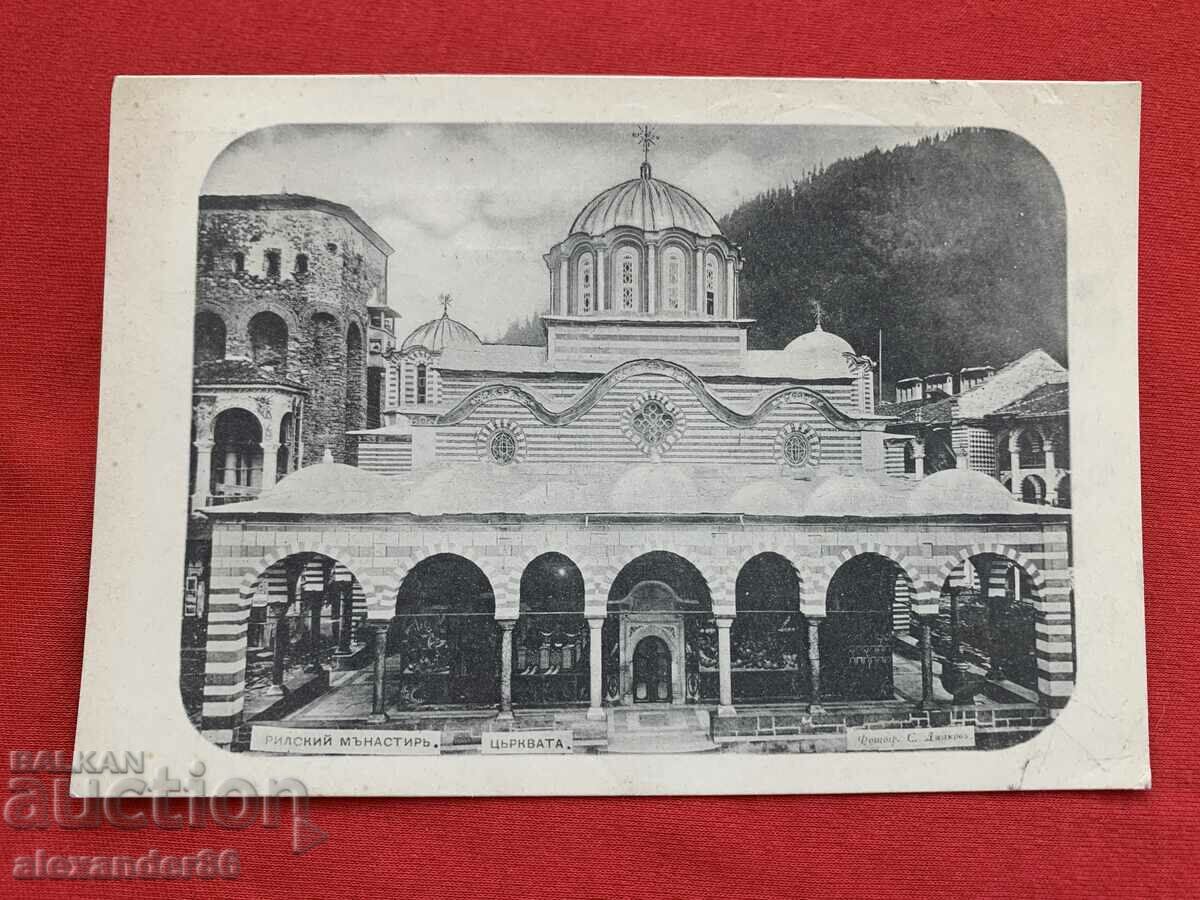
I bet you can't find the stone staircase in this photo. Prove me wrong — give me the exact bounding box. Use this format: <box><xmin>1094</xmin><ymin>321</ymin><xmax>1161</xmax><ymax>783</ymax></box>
<box><xmin>606</xmin><ymin>706</ymin><xmax>717</xmax><ymax>753</ymax></box>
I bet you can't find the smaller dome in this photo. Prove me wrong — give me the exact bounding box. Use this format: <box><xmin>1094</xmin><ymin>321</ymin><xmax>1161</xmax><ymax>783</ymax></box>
<box><xmin>780</xmin><ymin>325</ymin><xmax>856</xmax><ymax>379</ymax></box>
<box><xmin>267</xmin><ymin>459</ymin><xmax>385</xmax><ymax>503</ymax></box>
<box><xmin>908</xmin><ymin>468</ymin><xmax>1022</xmax><ymax>515</ymax></box>
<box><xmin>727</xmin><ymin>479</ymin><xmax>807</xmax><ymax>516</ymax></box>
<box><xmin>400</xmin><ymin>311</ymin><xmax>483</xmax><ymax>354</ymax></box>
<box><xmin>806</xmin><ymin>475</ymin><xmax>907</xmax><ymax>517</ymax></box>
<box><xmin>610</xmin><ymin>462</ymin><xmax>702</xmax><ymax>513</ymax></box>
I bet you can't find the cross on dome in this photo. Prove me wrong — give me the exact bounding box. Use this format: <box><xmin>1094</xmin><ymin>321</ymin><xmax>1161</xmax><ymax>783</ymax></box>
<box><xmin>632</xmin><ymin>124</ymin><xmax>659</xmax><ymax>179</ymax></box>
<box><xmin>438</xmin><ymin>293</ymin><xmax>453</xmax><ymax>317</ymax></box>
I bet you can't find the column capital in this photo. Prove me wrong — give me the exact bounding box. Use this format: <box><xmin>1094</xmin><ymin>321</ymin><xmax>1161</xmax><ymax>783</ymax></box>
<box><xmin>714</xmin><ymin>615</ymin><xmax>735</xmax><ymax>628</ymax></box>
<box><xmin>585</xmin><ymin>615</ymin><xmax>606</xmax><ymax>627</ymax></box>
<box><xmin>497</xmin><ymin>618</ymin><xmax>518</xmax><ymax>629</ymax></box>
<box><xmin>194</xmin><ymin>438</ymin><xmax>215</xmax><ymax>450</ymax></box>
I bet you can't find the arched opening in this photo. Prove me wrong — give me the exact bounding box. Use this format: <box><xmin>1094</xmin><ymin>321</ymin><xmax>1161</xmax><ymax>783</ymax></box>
<box><xmin>514</xmin><ymin>553</ymin><xmax>588</xmax><ymax>707</ymax></box>
<box><xmin>732</xmin><ymin>553</ymin><xmax>805</xmax><ymax>703</ymax></box>
<box><xmin>632</xmin><ymin>636</ymin><xmax>672</xmax><ymax>703</ymax></box>
<box><xmin>210</xmin><ymin>408</ymin><xmax>262</xmax><ymax>500</ymax></box>
<box><xmin>307</xmin><ymin>313</ymin><xmax>343</xmax><ymax>462</ymax></box>
<box><xmin>1021</xmin><ymin>474</ymin><xmax>1046</xmax><ymax>504</ymax></box>
<box><xmin>661</xmin><ymin>245</ymin><xmax>687</xmax><ymax>313</ymax></box>
<box><xmin>924</xmin><ymin>430</ymin><xmax>957</xmax><ymax>474</ymax></box>
<box><xmin>575</xmin><ymin>252</ymin><xmax>594</xmax><ymax>314</ymax></box>
<box><xmin>935</xmin><ymin>554</ymin><xmax>1039</xmax><ymax>699</ymax></box>
<box><xmin>345</xmin><ymin>322</ymin><xmax>366</xmax><ymax>434</ymax></box>
<box><xmin>823</xmin><ymin>554</ymin><xmax>907</xmax><ymax>701</ymax></box>
<box><xmin>390</xmin><ymin>554</ymin><xmax>498</xmax><ymax>709</ymax></box>
<box><xmin>248</xmin><ymin>311</ymin><xmax>288</xmax><ymax>371</ymax></box>
<box><xmin>415</xmin><ymin>362</ymin><xmax>428</xmax><ymax>404</ymax></box>
<box><xmin>1018</xmin><ymin>429</ymin><xmax>1046</xmax><ymax>468</ymax></box>
<box><xmin>606</xmin><ymin>551</ymin><xmax>714</xmax><ymax>705</ymax></box>
<box><xmin>194</xmin><ymin>311</ymin><xmax>226</xmax><ymax>363</ymax></box>
<box><xmin>276</xmin><ymin>412</ymin><xmax>295</xmax><ymax>482</ymax></box>
<box><xmin>1056</xmin><ymin>474</ymin><xmax>1071</xmax><ymax>508</ymax></box>
<box><xmin>704</xmin><ymin>255</ymin><xmax>720</xmax><ymax>317</ymax></box>
<box><xmin>614</xmin><ymin>245</ymin><xmax>641</xmax><ymax>314</ymax></box>
<box><xmin>229</xmin><ymin>553</ymin><xmax>366</xmax><ymax>717</ymax></box>
<box><xmin>902</xmin><ymin>441</ymin><xmax>917</xmax><ymax>475</ymax></box>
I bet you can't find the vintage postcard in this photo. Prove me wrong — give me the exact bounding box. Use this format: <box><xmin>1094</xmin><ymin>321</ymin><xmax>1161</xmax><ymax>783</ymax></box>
<box><xmin>73</xmin><ymin>76</ymin><xmax>1147</xmax><ymax>797</ymax></box>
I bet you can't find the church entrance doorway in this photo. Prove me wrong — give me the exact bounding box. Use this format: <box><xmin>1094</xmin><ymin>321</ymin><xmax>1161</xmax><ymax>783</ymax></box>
<box><xmin>632</xmin><ymin>636</ymin><xmax>672</xmax><ymax>703</ymax></box>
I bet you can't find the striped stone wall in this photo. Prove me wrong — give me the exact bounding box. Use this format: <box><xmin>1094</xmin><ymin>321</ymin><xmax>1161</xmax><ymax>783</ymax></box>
<box><xmin>197</xmin><ymin>515</ymin><xmax>1072</xmax><ymax>746</ymax></box>
<box><xmin>432</xmin><ymin>373</ymin><xmax>864</xmax><ymax>468</ymax></box>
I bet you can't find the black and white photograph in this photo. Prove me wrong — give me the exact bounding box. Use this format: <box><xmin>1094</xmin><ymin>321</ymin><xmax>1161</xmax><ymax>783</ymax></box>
<box><xmin>73</xmin><ymin>77</ymin><xmax>1144</xmax><ymax>796</ymax></box>
<box><xmin>182</xmin><ymin>118</ymin><xmax>1073</xmax><ymax>756</ymax></box>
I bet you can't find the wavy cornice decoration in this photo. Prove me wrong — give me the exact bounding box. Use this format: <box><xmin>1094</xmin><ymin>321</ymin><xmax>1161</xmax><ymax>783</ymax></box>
<box><xmin>427</xmin><ymin>358</ymin><xmax>872</xmax><ymax>432</ymax></box>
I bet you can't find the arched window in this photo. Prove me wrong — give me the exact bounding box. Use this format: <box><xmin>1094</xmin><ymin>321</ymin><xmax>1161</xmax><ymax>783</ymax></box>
<box><xmin>248</xmin><ymin>311</ymin><xmax>288</xmax><ymax>370</ymax></box>
<box><xmin>662</xmin><ymin>246</ymin><xmax>685</xmax><ymax>312</ymax></box>
<box><xmin>615</xmin><ymin>247</ymin><xmax>639</xmax><ymax>313</ymax></box>
<box><xmin>194</xmin><ymin>311</ymin><xmax>226</xmax><ymax>363</ymax></box>
<box><xmin>704</xmin><ymin>257</ymin><xmax>719</xmax><ymax>316</ymax></box>
<box><xmin>577</xmin><ymin>254</ymin><xmax>594</xmax><ymax>313</ymax></box>
<box><xmin>294</xmin><ymin>253</ymin><xmax>309</xmax><ymax>275</ymax></box>
<box><xmin>1056</xmin><ymin>475</ymin><xmax>1071</xmax><ymax>508</ymax></box>
<box><xmin>276</xmin><ymin>412</ymin><xmax>295</xmax><ymax>482</ymax></box>
<box><xmin>1021</xmin><ymin>474</ymin><xmax>1046</xmax><ymax>504</ymax></box>
<box><xmin>211</xmin><ymin>408</ymin><xmax>263</xmax><ymax>499</ymax></box>
<box><xmin>1018</xmin><ymin>429</ymin><xmax>1045</xmax><ymax>468</ymax></box>
<box><xmin>902</xmin><ymin>441</ymin><xmax>917</xmax><ymax>474</ymax></box>
<box><xmin>416</xmin><ymin>362</ymin><xmax>428</xmax><ymax>404</ymax></box>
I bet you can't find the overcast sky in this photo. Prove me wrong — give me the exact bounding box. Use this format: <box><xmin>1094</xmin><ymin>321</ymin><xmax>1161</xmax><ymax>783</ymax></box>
<box><xmin>204</xmin><ymin>123</ymin><xmax>940</xmax><ymax>341</ymax></box>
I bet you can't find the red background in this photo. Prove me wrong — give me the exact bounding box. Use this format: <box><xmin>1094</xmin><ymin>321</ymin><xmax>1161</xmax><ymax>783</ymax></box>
<box><xmin>1</xmin><ymin>2</ymin><xmax>1196</xmax><ymax>896</ymax></box>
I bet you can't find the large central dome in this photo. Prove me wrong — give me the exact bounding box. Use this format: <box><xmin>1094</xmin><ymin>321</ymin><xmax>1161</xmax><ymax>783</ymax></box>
<box><xmin>570</xmin><ymin>165</ymin><xmax>723</xmax><ymax>238</ymax></box>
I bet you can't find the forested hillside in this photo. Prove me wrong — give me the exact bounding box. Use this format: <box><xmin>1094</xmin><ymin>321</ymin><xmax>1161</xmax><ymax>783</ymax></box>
<box><xmin>496</xmin><ymin>129</ymin><xmax>1066</xmax><ymax>393</ymax></box>
<box><xmin>721</xmin><ymin>128</ymin><xmax>1066</xmax><ymax>390</ymax></box>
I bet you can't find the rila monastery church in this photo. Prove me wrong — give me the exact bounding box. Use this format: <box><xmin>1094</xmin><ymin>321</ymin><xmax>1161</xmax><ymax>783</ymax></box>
<box><xmin>184</xmin><ymin>146</ymin><xmax>1073</xmax><ymax>753</ymax></box>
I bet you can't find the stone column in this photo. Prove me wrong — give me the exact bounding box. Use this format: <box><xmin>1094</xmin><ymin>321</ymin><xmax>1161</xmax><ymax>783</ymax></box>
<box><xmin>558</xmin><ymin>256</ymin><xmax>569</xmax><ymax>315</ymax></box>
<box><xmin>725</xmin><ymin>257</ymin><xmax>736</xmax><ymax>318</ymax></box>
<box><xmin>306</xmin><ymin>592</ymin><xmax>324</xmax><ymax>674</ymax></box>
<box><xmin>267</xmin><ymin>602</ymin><xmax>289</xmax><ymax>696</ymax></box>
<box><xmin>260</xmin><ymin>440</ymin><xmax>279</xmax><ymax>489</ymax></box>
<box><xmin>715</xmin><ymin>616</ymin><xmax>736</xmax><ymax>717</ymax></box>
<box><xmin>596</xmin><ymin>246</ymin><xmax>606</xmax><ymax>312</ymax></box>
<box><xmin>694</xmin><ymin>248</ymin><xmax>704</xmax><ymax>316</ymax></box>
<box><xmin>941</xmin><ymin>590</ymin><xmax>969</xmax><ymax>694</ymax></box>
<box><xmin>192</xmin><ymin>439</ymin><xmax>214</xmax><ymax>508</ymax></box>
<box><xmin>912</xmin><ymin>442</ymin><xmax>925</xmax><ymax>478</ymax></box>
<box><xmin>1009</xmin><ymin>442</ymin><xmax>1022</xmax><ymax>498</ymax></box>
<box><xmin>919</xmin><ymin>617</ymin><xmax>935</xmax><ymax>709</ymax></box>
<box><xmin>587</xmin><ymin>617</ymin><xmax>605</xmax><ymax>720</ymax></box>
<box><xmin>646</xmin><ymin>243</ymin><xmax>657</xmax><ymax>315</ymax></box>
<box><xmin>367</xmin><ymin>623</ymin><xmax>389</xmax><ymax>724</ymax></box>
<box><xmin>1043</xmin><ymin>440</ymin><xmax>1057</xmax><ymax>505</ymax></box>
<box><xmin>338</xmin><ymin>583</ymin><xmax>354</xmax><ymax>653</ymax></box>
<box><xmin>807</xmin><ymin>617</ymin><xmax>824</xmax><ymax>713</ymax></box>
<box><xmin>497</xmin><ymin>620</ymin><xmax>516</xmax><ymax>720</ymax></box>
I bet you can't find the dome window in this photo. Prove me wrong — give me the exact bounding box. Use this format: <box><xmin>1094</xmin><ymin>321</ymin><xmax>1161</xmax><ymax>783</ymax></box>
<box><xmin>578</xmin><ymin>255</ymin><xmax>594</xmax><ymax>313</ymax></box>
<box><xmin>265</xmin><ymin>249</ymin><xmax>281</xmax><ymax>278</ymax></box>
<box><xmin>663</xmin><ymin>247</ymin><xmax>684</xmax><ymax>311</ymax></box>
<box><xmin>616</xmin><ymin>247</ymin><xmax>639</xmax><ymax>312</ymax></box>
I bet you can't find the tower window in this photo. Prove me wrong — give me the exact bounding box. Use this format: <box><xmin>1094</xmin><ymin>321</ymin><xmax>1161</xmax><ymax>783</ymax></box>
<box><xmin>233</xmin><ymin>252</ymin><xmax>245</xmax><ymax>274</ymax></box>
<box><xmin>295</xmin><ymin>253</ymin><xmax>309</xmax><ymax>275</ymax></box>
<box><xmin>416</xmin><ymin>363</ymin><xmax>428</xmax><ymax>404</ymax></box>
<box><xmin>265</xmin><ymin>249</ymin><xmax>281</xmax><ymax>278</ymax></box>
